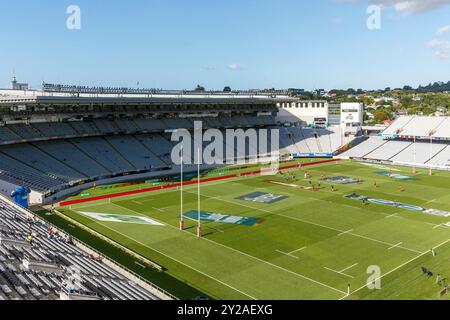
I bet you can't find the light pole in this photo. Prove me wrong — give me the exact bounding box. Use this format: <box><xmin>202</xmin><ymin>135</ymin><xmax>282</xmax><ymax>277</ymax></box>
<box><xmin>429</xmin><ymin>134</ymin><xmax>433</xmax><ymax>176</ymax></box>
<box><xmin>412</xmin><ymin>136</ymin><xmax>416</xmax><ymax>174</ymax></box>
<box><xmin>179</xmin><ymin>146</ymin><xmax>184</xmax><ymax>231</ymax></box>
<box><xmin>197</xmin><ymin>148</ymin><xmax>202</xmax><ymax>238</ymax></box>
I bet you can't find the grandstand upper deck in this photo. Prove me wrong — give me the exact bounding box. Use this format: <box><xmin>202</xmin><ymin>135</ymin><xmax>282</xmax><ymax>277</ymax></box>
<box><xmin>0</xmin><ymin>84</ymin><xmax>293</xmax><ymax>119</ymax></box>
<box><xmin>382</xmin><ymin>115</ymin><xmax>450</xmax><ymax>139</ymax></box>
<box><xmin>0</xmin><ymin>83</ymin><xmax>294</xmax><ymax>105</ymax></box>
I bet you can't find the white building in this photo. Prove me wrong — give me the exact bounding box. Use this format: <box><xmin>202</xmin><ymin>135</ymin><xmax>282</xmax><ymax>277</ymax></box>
<box><xmin>276</xmin><ymin>100</ymin><xmax>329</xmax><ymax>127</ymax></box>
<box><xmin>340</xmin><ymin>102</ymin><xmax>364</xmax><ymax>133</ymax></box>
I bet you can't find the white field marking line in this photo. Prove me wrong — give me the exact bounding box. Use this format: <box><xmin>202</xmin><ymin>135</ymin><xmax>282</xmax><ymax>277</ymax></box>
<box><xmin>338</xmin><ymin>229</ymin><xmax>353</xmax><ymax>236</ymax></box>
<box><xmin>141</xmin><ymin>198</ymin><xmax>156</xmax><ymax>203</ymax></box>
<box><xmin>102</xmin><ymin>162</ymin><xmax>435</xmax><ymax>229</ymax></box>
<box><xmin>387</xmin><ymin>242</ymin><xmax>403</xmax><ymax>250</ymax></box>
<box><xmin>348</xmin><ymin>233</ymin><xmax>423</xmax><ymax>254</ymax></box>
<box><xmin>69</xmin><ymin>201</ymin><xmax>111</xmax><ymax>211</ymax></box>
<box><xmin>132</xmin><ymin>200</ymin><xmax>143</xmax><ymax>205</ymax></box>
<box><xmin>341</xmin><ymin>238</ymin><xmax>450</xmax><ymax>300</ymax></box>
<box><xmin>424</xmin><ymin>222</ymin><xmax>447</xmax><ymax>229</ymax></box>
<box><xmin>183</xmin><ymin>190</ymin><xmax>425</xmax><ymax>255</ymax></box>
<box><xmin>288</xmin><ymin>246</ymin><xmax>307</xmax><ymax>255</ymax></box>
<box><xmin>340</xmin><ymin>263</ymin><xmax>358</xmax><ymax>273</ymax></box>
<box><xmin>160</xmin><ymin>204</ymin><xmax>177</xmax><ymax>211</ymax></box>
<box><xmin>275</xmin><ymin>250</ymin><xmax>299</xmax><ymax>260</ymax></box>
<box><xmin>98</xmin><ymin>161</ymin><xmax>336</xmax><ymax>203</ymax></box>
<box><xmin>311</xmin><ymin>181</ymin><xmax>444</xmax><ymax>228</ymax></box>
<box><xmin>291</xmin><ymin>181</ymin><xmax>445</xmax><ymax>231</ymax></box>
<box><xmin>110</xmin><ymin>202</ymin><xmax>346</xmax><ymax>296</ymax></box>
<box><xmin>152</xmin><ymin>207</ymin><xmax>165</xmax><ymax>213</ymax></box>
<box><xmin>323</xmin><ymin>267</ymin><xmax>354</xmax><ymax>279</ymax></box>
<box><xmin>74</xmin><ymin>211</ymin><xmax>257</xmax><ymax>300</ymax></box>
<box><xmin>210</xmin><ymin>226</ymin><xmax>225</xmax><ymax>233</ymax></box>
<box><xmin>385</xmin><ymin>213</ymin><xmax>399</xmax><ymax>219</ymax></box>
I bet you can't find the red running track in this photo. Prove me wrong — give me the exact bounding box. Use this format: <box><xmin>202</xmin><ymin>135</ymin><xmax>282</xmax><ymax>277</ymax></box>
<box><xmin>59</xmin><ymin>159</ymin><xmax>340</xmax><ymax>207</ymax></box>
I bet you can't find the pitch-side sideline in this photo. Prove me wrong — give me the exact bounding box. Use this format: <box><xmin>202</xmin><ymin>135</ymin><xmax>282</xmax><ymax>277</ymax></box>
<box><xmin>59</xmin><ymin>159</ymin><xmax>340</xmax><ymax>207</ymax></box>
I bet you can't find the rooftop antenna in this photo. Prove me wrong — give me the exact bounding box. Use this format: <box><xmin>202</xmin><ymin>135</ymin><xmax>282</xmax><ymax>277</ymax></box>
<box><xmin>12</xmin><ymin>69</ymin><xmax>17</xmax><ymax>84</ymax></box>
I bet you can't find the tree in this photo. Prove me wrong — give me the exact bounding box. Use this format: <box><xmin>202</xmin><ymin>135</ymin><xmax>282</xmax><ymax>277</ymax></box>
<box><xmin>346</xmin><ymin>88</ymin><xmax>356</xmax><ymax>95</ymax></box>
<box><xmin>195</xmin><ymin>84</ymin><xmax>205</xmax><ymax>92</ymax></box>
<box><xmin>223</xmin><ymin>86</ymin><xmax>232</xmax><ymax>93</ymax></box>
<box><xmin>400</xmin><ymin>96</ymin><xmax>413</xmax><ymax>108</ymax></box>
<box><xmin>373</xmin><ymin>109</ymin><xmax>391</xmax><ymax>123</ymax></box>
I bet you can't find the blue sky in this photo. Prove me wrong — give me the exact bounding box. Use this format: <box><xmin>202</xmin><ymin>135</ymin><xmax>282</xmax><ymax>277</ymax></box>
<box><xmin>1</xmin><ymin>0</ymin><xmax>450</xmax><ymax>90</ymax></box>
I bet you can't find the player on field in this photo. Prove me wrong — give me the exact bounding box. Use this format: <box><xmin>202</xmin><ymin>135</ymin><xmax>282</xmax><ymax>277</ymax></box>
<box><xmin>361</xmin><ymin>197</ymin><xmax>369</xmax><ymax>206</ymax></box>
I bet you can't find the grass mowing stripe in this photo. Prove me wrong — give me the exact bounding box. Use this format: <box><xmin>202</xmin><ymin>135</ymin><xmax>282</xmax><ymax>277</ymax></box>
<box><xmin>57</xmin><ymin>160</ymin><xmax>450</xmax><ymax>299</ymax></box>
<box><xmin>61</xmin><ymin>159</ymin><xmax>340</xmax><ymax>207</ymax></box>
<box><xmin>109</xmin><ymin>202</ymin><xmax>348</xmax><ymax>296</ymax></box>
<box><xmin>183</xmin><ymin>190</ymin><xmax>425</xmax><ymax>254</ymax></box>
<box><xmin>72</xmin><ymin>208</ymin><xmax>258</xmax><ymax>300</ymax></box>
<box><xmin>341</xmin><ymin>238</ymin><xmax>450</xmax><ymax>300</ymax></box>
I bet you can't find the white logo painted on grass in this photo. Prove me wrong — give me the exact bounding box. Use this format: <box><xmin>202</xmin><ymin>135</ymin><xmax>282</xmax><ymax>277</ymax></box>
<box><xmin>79</xmin><ymin>212</ymin><xmax>164</xmax><ymax>226</ymax></box>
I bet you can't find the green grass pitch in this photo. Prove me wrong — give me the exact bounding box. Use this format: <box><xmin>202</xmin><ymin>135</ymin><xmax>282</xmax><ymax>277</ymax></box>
<box><xmin>54</xmin><ymin>160</ymin><xmax>450</xmax><ymax>300</ymax></box>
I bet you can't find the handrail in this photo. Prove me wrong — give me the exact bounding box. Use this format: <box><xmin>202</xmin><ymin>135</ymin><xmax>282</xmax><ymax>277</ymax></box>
<box><xmin>50</xmin><ymin>209</ymin><xmax>178</xmax><ymax>300</ymax></box>
<box><xmin>0</xmin><ymin>194</ymin><xmax>177</xmax><ymax>300</ymax></box>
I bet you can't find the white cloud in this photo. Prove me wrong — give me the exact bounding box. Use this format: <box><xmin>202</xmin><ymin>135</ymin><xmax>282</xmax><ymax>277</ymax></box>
<box><xmin>336</xmin><ymin>0</ymin><xmax>450</xmax><ymax>14</ymax></box>
<box><xmin>425</xmin><ymin>39</ymin><xmax>450</xmax><ymax>59</ymax></box>
<box><xmin>434</xmin><ymin>49</ymin><xmax>450</xmax><ymax>59</ymax></box>
<box><xmin>376</xmin><ymin>0</ymin><xmax>450</xmax><ymax>14</ymax></box>
<box><xmin>227</xmin><ymin>63</ymin><xmax>241</xmax><ymax>71</ymax></box>
<box><xmin>436</xmin><ymin>25</ymin><xmax>450</xmax><ymax>35</ymax></box>
<box><xmin>426</xmin><ymin>39</ymin><xmax>449</xmax><ymax>48</ymax></box>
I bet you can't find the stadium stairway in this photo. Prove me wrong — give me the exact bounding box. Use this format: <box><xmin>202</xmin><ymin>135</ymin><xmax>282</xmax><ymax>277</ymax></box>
<box><xmin>31</xmin><ymin>142</ymin><xmax>89</xmax><ymax>179</ymax></box>
<box><xmin>0</xmin><ymin>196</ymin><xmax>163</xmax><ymax>300</ymax></box>
<box><xmin>425</xmin><ymin>144</ymin><xmax>450</xmax><ymax>165</ymax></box>
<box><xmin>67</xmin><ymin>140</ymin><xmax>114</xmax><ymax>175</ymax></box>
<box><xmin>101</xmin><ymin>137</ymin><xmax>138</xmax><ymax>171</ymax></box>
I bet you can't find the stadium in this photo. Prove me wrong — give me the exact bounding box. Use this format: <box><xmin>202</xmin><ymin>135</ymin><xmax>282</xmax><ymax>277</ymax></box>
<box><xmin>0</xmin><ymin>81</ymin><xmax>448</xmax><ymax>301</ymax></box>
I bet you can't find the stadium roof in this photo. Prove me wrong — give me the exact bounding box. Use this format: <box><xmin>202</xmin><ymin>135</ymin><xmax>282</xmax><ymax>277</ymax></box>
<box><xmin>0</xmin><ymin>88</ymin><xmax>299</xmax><ymax>107</ymax></box>
<box><xmin>0</xmin><ymin>95</ymin><xmax>283</xmax><ymax>105</ymax></box>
